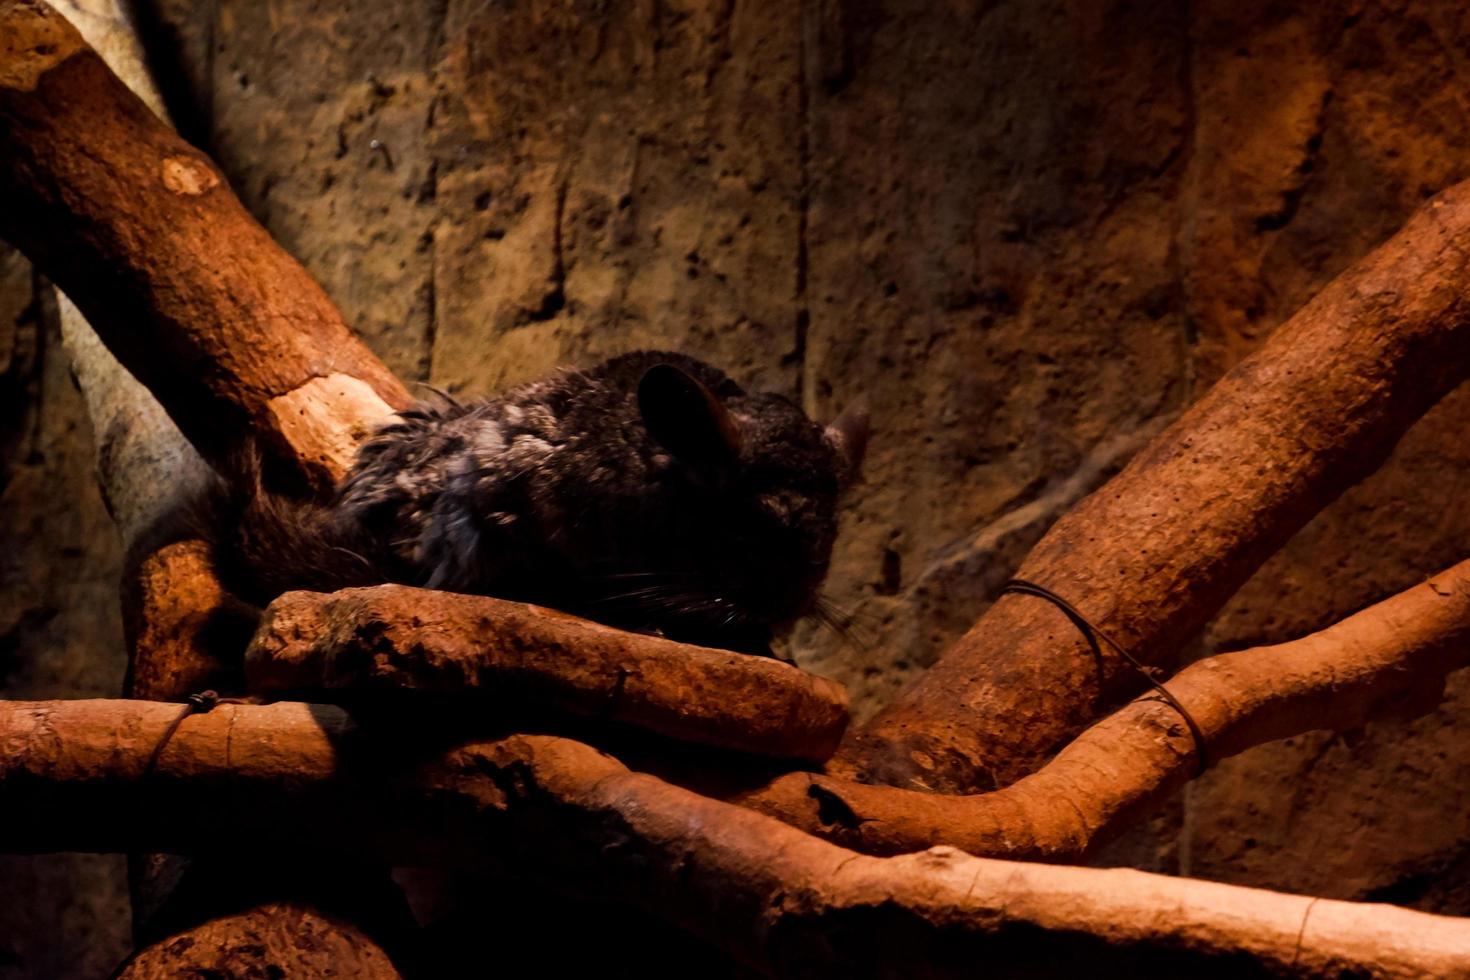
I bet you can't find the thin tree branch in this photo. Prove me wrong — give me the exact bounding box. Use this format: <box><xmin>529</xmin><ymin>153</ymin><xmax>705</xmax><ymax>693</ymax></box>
<box><xmin>248</xmin><ymin>585</ymin><xmax>851</xmax><ymax>762</ymax></box>
<box><xmin>843</xmin><ymin>184</ymin><xmax>1470</xmax><ymax>793</ymax></box>
<box><xmin>743</xmin><ymin>560</ymin><xmax>1470</xmax><ymax>859</ymax></box>
<box><xmin>2</xmin><ymin>697</ymin><xmax>1467</xmax><ymax>979</ymax></box>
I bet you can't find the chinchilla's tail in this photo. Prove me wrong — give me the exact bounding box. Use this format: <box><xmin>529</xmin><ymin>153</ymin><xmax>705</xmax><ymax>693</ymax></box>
<box><xmin>198</xmin><ymin>446</ymin><xmax>392</xmax><ymax>605</ymax></box>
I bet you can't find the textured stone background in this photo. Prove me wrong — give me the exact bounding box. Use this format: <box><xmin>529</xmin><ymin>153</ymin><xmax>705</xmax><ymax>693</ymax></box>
<box><xmin>3</xmin><ymin>0</ymin><xmax>1470</xmax><ymax>975</ymax></box>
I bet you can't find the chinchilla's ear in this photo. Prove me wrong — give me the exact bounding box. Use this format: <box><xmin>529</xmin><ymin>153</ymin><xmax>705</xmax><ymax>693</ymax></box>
<box><xmin>638</xmin><ymin>363</ymin><xmax>743</xmax><ymax>468</ymax></box>
<box><xmin>824</xmin><ymin>397</ymin><xmax>869</xmax><ymax>487</ymax></box>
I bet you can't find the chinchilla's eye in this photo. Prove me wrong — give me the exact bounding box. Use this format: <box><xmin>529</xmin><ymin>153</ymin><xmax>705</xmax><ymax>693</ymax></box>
<box><xmin>759</xmin><ymin>490</ymin><xmax>804</xmax><ymax>521</ymax></box>
<box><xmin>758</xmin><ymin>492</ymin><xmax>790</xmax><ymax>519</ymax></box>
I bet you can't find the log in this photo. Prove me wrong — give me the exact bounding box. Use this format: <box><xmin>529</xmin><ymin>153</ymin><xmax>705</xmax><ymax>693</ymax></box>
<box><xmin>2</xmin><ymin>698</ymin><xmax>1467</xmax><ymax>979</ymax></box>
<box><xmin>9</xmin><ymin>3</ymin><xmax>1467</xmax><ymax>975</ymax></box>
<box><xmin>744</xmin><ymin>560</ymin><xmax>1470</xmax><ymax>858</ymax></box>
<box><xmin>0</xmin><ymin>0</ymin><xmax>410</xmax><ymax>490</ymax></box>
<box><xmin>843</xmin><ymin>183</ymin><xmax>1470</xmax><ymax>792</ymax></box>
<box><xmin>247</xmin><ymin>585</ymin><xmax>851</xmax><ymax>763</ymax></box>
<box><xmin>115</xmin><ymin>900</ymin><xmax>403</xmax><ymax>980</ymax></box>
<box><xmin>29</xmin><ymin>1</ymin><xmax>411</xmax><ymax>969</ymax></box>
<box><xmin>122</xmin><ymin>538</ymin><xmax>259</xmax><ymax>703</ymax></box>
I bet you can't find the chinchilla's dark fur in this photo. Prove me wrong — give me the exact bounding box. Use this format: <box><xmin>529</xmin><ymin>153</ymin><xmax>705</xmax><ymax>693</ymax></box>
<box><xmin>215</xmin><ymin>350</ymin><xmax>866</xmax><ymax>654</ymax></box>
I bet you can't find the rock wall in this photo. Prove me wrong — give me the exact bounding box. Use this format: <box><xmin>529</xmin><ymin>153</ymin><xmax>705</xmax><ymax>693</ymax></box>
<box><xmin>0</xmin><ymin>251</ymin><xmax>131</xmax><ymax>977</ymax></box>
<box><xmin>2</xmin><ymin>0</ymin><xmax>1470</xmax><ymax>974</ymax></box>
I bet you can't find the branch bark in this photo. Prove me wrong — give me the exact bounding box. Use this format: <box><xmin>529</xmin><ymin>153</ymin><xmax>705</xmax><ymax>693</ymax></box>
<box><xmin>115</xmin><ymin>900</ymin><xmax>403</xmax><ymax>980</ymax></box>
<box><xmin>124</xmin><ymin>540</ymin><xmax>257</xmax><ymax>702</ymax></box>
<box><xmin>23</xmin><ymin>2</ymin><xmax>411</xmax><ymax>971</ymax></box>
<box><xmin>843</xmin><ymin>185</ymin><xmax>1470</xmax><ymax>793</ymax></box>
<box><xmin>248</xmin><ymin>585</ymin><xmax>850</xmax><ymax>763</ymax></box>
<box><xmin>0</xmin><ymin>0</ymin><xmax>410</xmax><ymax>490</ymax></box>
<box><xmin>742</xmin><ymin>560</ymin><xmax>1470</xmax><ymax>858</ymax></box>
<box><xmin>7</xmin><ymin>2</ymin><xmax>1470</xmax><ymax>974</ymax></box>
<box><xmin>3</xmin><ymin>697</ymin><xmax>1467</xmax><ymax>979</ymax></box>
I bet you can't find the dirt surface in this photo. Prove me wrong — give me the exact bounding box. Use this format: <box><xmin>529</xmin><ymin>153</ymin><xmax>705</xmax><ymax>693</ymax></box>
<box><xmin>3</xmin><ymin>0</ymin><xmax>1470</xmax><ymax>974</ymax></box>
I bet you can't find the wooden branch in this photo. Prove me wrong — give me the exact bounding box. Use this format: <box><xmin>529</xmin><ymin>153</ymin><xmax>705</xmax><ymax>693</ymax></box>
<box><xmin>744</xmin><ymin>560</ymin><xmax>1470</xmax><ymax>859</ymax></box>
<box><xmin>247</xmin><ymin>585</ymin><xmax>851</xmax><ymax>763</ymax></box>
<box><xmin>0</xmin><ymin>0</ymin><xmax>411</xmax><ymax>490</ymax></box>
<box><xmin>33</xmin><ymin>0</ymin><xmax>238</xmax><ymax>705</ymax></box>
<box><xmin>124</xmin><ymin>540</ymin><xmax>257</xmax><ymax>702</ymax></box>
<box><xmin>26</xmin><ymin>3</ymin><xmax>413</xmax><ymax>969</ymax></box>
<box><xmin>11</xmin><ymin>5</ymin><xmax>1467</xmax><ymax>973</ymax></box>
<box><xmin>115</xmin><ymin>902</ymin><xmax>402</xmax><ymax>980</ymax></box>
<box><xmin>58</xmin><ymin>292</ymin><xmax>213</xmax><ymax>556</ymax></box>
<box><xmin>843</xmin><ymin>184</ymin><xmax>1470</xmax><ymax>793</ymax></box>
<box><xmin>3</xmin><ymin>699</ymin><xmax>1467</xmax><ymax>979</ymax></box>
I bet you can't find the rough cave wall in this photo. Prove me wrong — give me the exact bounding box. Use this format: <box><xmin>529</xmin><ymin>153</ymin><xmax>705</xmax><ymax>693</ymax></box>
<box><xmin>0</xmin><ymin>260</ymin><xmax>131</xmax><ymax>972</ymax></box>
<box><xmin>3</xmin><ymin>0</ymin><xmax>1470</xmax><ymax>974</ymax></box>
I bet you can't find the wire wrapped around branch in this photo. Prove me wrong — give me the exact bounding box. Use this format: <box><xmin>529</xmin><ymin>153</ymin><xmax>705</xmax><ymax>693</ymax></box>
<box><xmin>842</xmin><ymin>182</ymin><xmax>1470</xmax><ymax>793</ymax></box>
<box><xmin>744</xmin><ymin>560</ymin><xmax>1470</xmax><ymax>859</ymax></box>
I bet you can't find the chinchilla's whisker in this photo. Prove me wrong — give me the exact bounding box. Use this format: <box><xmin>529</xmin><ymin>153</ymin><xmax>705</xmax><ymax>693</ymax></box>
<box><xmin>592</xmin><ymin>586</ymin><xmax>679</xmax><ymax>606</ymax></box>
<box><xmin>809</xmin><ymin>595</ymin><xmax>873</xmax><ymax>652</ymax></box>
<box><xmin>604</xmin><ymin>585</ymin><xmax>674</xmax><ymax>598</ymax></box>
<box><xmin>587</xmin><ymin>570</ymin><xmax>680</xmax><ymax>583</ymax></box>
<box><xmin>410</xmin><ymin>380</ymin><xmax>462</xmax><ymax>408</ymax></box>
<box><xmin>328</xmin><ymin>546</ymin><xmax>377</xmax><ymax>572</ymax></box>
<box><xmin>818</xmin><ymin>594</ymin><xmax>881</xmax><ymax>630</ymax></box>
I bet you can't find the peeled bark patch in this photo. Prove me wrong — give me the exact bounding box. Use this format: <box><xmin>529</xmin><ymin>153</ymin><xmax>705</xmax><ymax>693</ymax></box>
<box><xmin>158</xmin><ymin>155</ymin><xmax>219</xmax><ymax>195</ymax></box>
<box><xmin>0</xmin><ymin>0</ymin><xmax>410</xmax><ymax>489</ymax></box>
<box><xmin>247</xmin><ymin>585</ymin><xmax>851</xmax><ymax>763</ymax></box>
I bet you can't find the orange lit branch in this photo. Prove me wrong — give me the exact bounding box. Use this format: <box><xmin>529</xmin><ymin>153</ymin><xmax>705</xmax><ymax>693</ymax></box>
<box><xmin>844</xmin><ymin>185</ymin><xmax>1470</xmax><ymax>793</ymax></box>
<box><xmin>5</xmin><ymin>1</ymin><xmax>1470</xmax><ymax>975</ymax></box>
<box><xmin>247</xmin><ymin>586</ymin><xmax>850</xmax><ymax>763</ymax></box>
<box><xmin>7</xmin><ymin>2</ymin><xmax>411</xmax><ymax>971</ymax></box>
<box><xmin>4</xmin><ymin>698</ymin><xmax>1468</xmax><ymax>979</ymax></box>
<box><xmin>0</xmin><ymin>0</ymin><xmax>409</xmax><ymax>490</ymax></box>
<box><xmin>744</xmin><ymin>560</ymin><xmax>1470</xmax><ymax>858</ymax></box>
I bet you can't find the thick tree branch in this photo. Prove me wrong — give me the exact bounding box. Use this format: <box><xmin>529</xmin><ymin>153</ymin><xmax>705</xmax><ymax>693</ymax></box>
<box><xmin>247</xmin><ymin>585</ymin><xmax>851</xmax><ymax>763</ymax></box>
<box><xmin>35</xmin><ymin>0</ymin><xmax>238</xmax><ymax>704</ymax></box>
<box><xmin>3</xmin><ymin>698</ymin><xmax>1468</xmax><ymax>979</ymax></box>
<box><xmin>27</xmin><ymin>3</ymin><xmax>411</xmax><ymax>971</ymax></box>
<box><xmin>0</xmin><ymin>0</ymin><xmax>410</xmax><ymax>490</ymax></box>
<box><xmin>844</xmin><ymin>185</ymin><xmax>1470</xmax><ymax>793</ymax></box>
<box><xmin>9</xmin><ymin>3</ymin><xmax>1469</xmax><ymax>974</ymax></box>
<box><xmin>743</xmin><ymin>560</ymin><xmax>1470</xmax><ymax>858</ymax></box>
<box><xmin>114</xmin><ymin>902</ymin><xmax>402</xmax><ymax>980</ymax></box>
<box><xmin>28</xmin><ymin>0</ymin><xmax>262</xmax><ymax>705</ymax></box>
<box><xmin>125</xmin><ymin>540</ymin><xmax>256</xmax><ymax>702</ymax></box>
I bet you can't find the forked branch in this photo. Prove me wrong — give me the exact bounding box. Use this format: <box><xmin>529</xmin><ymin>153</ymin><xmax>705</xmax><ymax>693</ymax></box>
<box><xmin>744</xmin><ymin>560</ymin><xmax>1470</xmax><ymax>858</ymax></box>
<box><xmin>3</xmin><ymin>698</ymin><xmax>1467</xmax><ymax>979</ymax></box>
<box><xmin>844</xmin><ymin>182</ymin><xmax>1470</xmax><ymax>793</ymax></box>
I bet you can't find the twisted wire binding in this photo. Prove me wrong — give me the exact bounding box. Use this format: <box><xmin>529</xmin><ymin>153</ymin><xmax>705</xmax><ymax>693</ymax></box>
<box><xmin>1000</xmin><ymin>578</ymin><xmax>1210</xmax><ymax>775</ymax></box>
